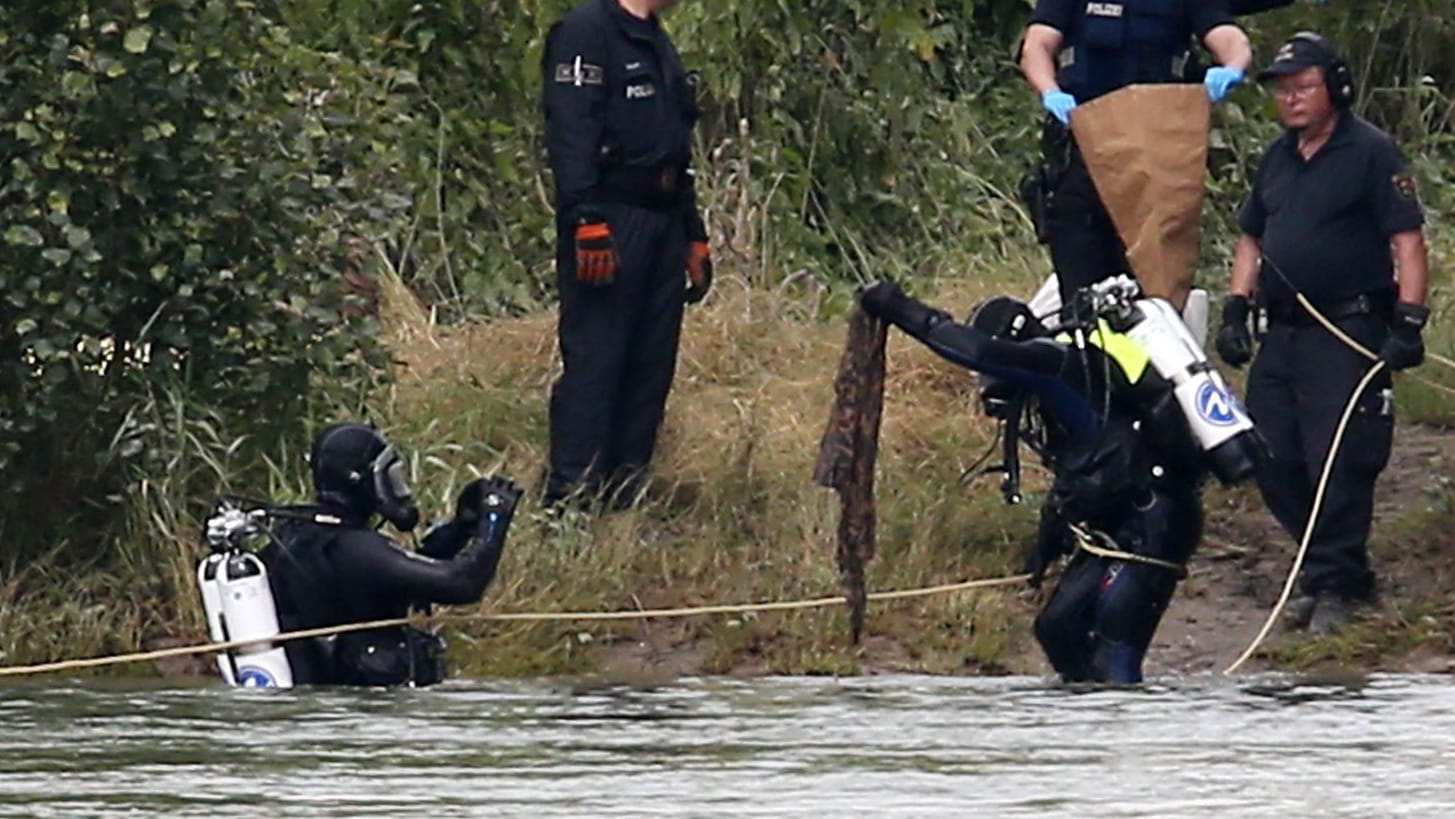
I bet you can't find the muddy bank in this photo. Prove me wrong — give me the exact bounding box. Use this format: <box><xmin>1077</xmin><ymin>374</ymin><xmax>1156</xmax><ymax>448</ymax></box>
<box><xmin>588</xmin><ymin>423</ymin><xmax>1455</xmax><ymax>682</ymax></box>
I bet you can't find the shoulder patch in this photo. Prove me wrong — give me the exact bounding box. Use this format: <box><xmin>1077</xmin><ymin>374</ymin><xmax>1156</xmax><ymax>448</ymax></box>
<box><xmin>554</xmin><ymin>60</ymin><xmax>604</xmax><ymax>86</ymax></box>
<box><xmin>1392</xmin><ymin>173</ymin><xmax>1417</xmax><ymax>200</ymax></box>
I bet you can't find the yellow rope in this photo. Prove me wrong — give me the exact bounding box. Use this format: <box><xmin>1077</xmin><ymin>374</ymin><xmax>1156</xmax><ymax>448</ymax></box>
<box><xmin>1294</xmin><ymin>292</ymin><xmax>1455</xmax><ymax>398</ymax></box>
<box><xmin>1224</xmin><ymin>361</ymin><xmax>1386</xmax><ymax>674</ymax></box>
<box><xmin>1223</xmin><ymin>289</ymin><xmax>1453</xmax><ymax>675</ymax></box>
<box><xmin>0</xmin><ymin>574</ymin><xmax>1030</xmax><ymax>678</ymax></box>
<box><xmin>1067</xmin><ymin>524</ymin><xmax>1184</xmax><ymax>574</ymax></box>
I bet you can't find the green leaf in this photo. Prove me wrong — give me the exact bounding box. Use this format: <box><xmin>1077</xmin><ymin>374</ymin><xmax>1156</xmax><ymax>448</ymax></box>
<box><xmin>5</xmin><ymin>225</ymin><xmax>44</xmax><ymax>247</ymax></box>
<box><xmin>64</xmin><ymin>226</ymin><xmax>92</xmax><ymax>249</ymax></box>
<box><xmin>124</xmin><ymin>26</ymin><xmax>154</xmax><ymax>55</ymax></box>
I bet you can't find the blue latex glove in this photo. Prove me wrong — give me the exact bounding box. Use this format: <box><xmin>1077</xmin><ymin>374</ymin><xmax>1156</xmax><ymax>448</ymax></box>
<box><xmin>1204</xmin><ymin>66</ymin><xmax>1245</xmax><ymax>102</ymax></box>
<box><xmin>1041</xmin><ymin>89</ymin><xmax>1078</xmax><ymax>125</ymax></box>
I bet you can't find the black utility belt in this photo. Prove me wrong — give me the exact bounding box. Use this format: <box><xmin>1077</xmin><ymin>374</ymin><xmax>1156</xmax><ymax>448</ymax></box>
<box><xmin>601</xmin><ymin>166</ymin><xmax>688</xmax><ymax>210</ymax></box>
<box><xmin>1264</xmin><ymin>292</ymin><xmax>1391</xmax><ymax>326</ymax></box>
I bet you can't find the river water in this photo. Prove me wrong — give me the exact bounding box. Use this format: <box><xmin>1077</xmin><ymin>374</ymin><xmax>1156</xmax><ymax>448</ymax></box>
<box><xmin>1</xmin><ymin>673</ymin><xmax>1452</xmax><ymax>817</ymax></box>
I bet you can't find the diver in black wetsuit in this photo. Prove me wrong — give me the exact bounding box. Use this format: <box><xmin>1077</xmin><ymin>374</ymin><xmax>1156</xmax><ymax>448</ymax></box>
<box><xmin>263</xmin><ymin>422</ymin><xmax>521</xmax><ymax>686</ymax></box>
<box><xmin>860</xmin><ymin>280</ymin><xmax>1258</xmax><ymax>683</ymax></box>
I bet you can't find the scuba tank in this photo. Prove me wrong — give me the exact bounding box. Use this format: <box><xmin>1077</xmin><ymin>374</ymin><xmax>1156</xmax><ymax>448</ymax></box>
<box><xmin>1091</xmin><ymin>276</ymin><xmax>1262</xmax><ymax>485</ymax></box>
<box><xmin>217</xmin><ymin>552</ymin><xmax>294</xmax><ymax>688</ymax></box>
<box><xmin>198</xmin><ymin>502</ymin><xmax>295</xmax><ymax>688</ymax></box>
<box><xmin>196</xmin><ymin>553</ymin><xmax>236</xmax><ymax>685</ymax></box>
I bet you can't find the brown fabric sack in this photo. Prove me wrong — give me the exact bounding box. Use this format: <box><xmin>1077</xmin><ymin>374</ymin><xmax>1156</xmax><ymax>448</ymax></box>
<box><xmin>1072</xmin><ymin>85</ymin><xmax>1211</xmax><ymax>309</ymax></box>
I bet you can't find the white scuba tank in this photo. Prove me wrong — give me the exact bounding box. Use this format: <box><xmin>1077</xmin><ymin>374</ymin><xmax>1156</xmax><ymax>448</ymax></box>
<box><xmin>217</xmin><ymin>552</ymin><xmax>294</xmax><ymax>688</ymax></box>
<box><xmin>1117</xmin><ymin>295</ymin><xmax>1261</xmax><ymax>485</ymax></box>
<box><xmin>196</xmin><ymin>553</ymin><xmax>236</xmax><ymax>685</ymax></box>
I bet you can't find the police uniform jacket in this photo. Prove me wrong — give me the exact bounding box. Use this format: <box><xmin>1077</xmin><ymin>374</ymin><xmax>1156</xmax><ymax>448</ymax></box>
<box><xmin>543</xmin><ymin>0</ymin><xmax>701</xmax><ymax>225</ymax></box>
<box><xmin>1030</xmin><ymin>0</ymin><xmax>1236</xmax><ymax>102</ymax></box>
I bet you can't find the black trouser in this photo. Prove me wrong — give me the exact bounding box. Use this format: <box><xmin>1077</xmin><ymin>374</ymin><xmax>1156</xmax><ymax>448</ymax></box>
<box><xmin>1034</xmin><ymin>480</ymin><xmax>1202</xmax><ymax>684</ymax></box>
<box><xmin>547</xmin><ymin>202</ymin><xmax>688</xmax><ymax>503</ymax></box>
<box><xmin>1044</xmin><ymin>140</ymin><xmax>1130</xmax><ymax>305</ymax></box>
<box><xmin>1246</xmin><ymin>314</ymin><xmax>1394</xmax><ymax>600</ymax></box>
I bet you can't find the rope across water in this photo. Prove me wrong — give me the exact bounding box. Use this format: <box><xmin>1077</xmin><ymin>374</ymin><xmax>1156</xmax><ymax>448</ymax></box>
<box><xmin>0</xmin><ymin>574</ymin><xmax>1031</xmax><ymax>678</ymax></box>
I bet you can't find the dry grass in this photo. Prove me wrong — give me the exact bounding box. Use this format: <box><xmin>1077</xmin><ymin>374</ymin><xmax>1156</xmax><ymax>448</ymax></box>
<box><xmin>12</xmin><ymin>237</ymin><xmax>1449</xmax><ymax>678</ymax></box>
<box><xmin>363</xmin><ymin>257</ymin><xmax>1051</xmax><ymax>677</ymax></box>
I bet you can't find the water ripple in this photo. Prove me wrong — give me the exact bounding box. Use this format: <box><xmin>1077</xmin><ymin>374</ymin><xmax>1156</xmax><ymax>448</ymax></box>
<box><xmin>2</xmin><ymin>674</ymin><xmax>1454</xmax><ymax>816</ymax></box>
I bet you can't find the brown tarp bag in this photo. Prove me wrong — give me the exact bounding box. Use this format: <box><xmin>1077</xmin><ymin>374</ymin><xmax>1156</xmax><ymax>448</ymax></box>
<box><xmin>1071</xmin><ymin>85</ymin><xmax>1211</xmax><ymax>310</ymax></box>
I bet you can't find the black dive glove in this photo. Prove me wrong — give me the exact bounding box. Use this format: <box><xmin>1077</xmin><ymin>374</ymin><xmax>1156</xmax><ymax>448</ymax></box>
<box><xmin>446</xmin><ymin>475</ymin><xmax>521</xmax><ymax>592</ymax></box>
<box><xmin>859</xmin><ymin>281</ymin><xmax>951</xmax><ymax>338</ymax></box>
<box><xmin>454</xmin><ymin>476</ymin><xmax>522</xmax><ymax>542</ymax></box>
<box><xmin>1380</xmin><ymin>301</ymin><xmax>1430</xmax><ymax>371</ymax></box>
<box><xmin>1215</xmin><ymin>294</ymin><xmax>1255</xmax><ymax>368</ymax></box>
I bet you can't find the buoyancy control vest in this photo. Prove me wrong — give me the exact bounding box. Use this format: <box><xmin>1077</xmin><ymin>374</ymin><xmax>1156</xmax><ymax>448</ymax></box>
<box><xmin>264</xmin><ymin>517</ymin><xmax>446</xmax><ymax>687</ymax></box>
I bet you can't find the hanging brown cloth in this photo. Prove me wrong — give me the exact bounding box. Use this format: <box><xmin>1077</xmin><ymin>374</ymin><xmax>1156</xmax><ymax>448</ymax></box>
<box><xmin>1071</xmin><ymin>85</ymin><xmax>1212</xmax><ymax>310</ymax></box>
<box><xmin>812</xmin><ymin>306</ymin><xmax>887</xmax><ymax>644</ymax></box>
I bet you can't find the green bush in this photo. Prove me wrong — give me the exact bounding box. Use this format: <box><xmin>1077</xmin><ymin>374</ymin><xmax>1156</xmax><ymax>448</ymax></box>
<box><xmin>0</xmin><ymin>0</ymin><xmax>400</xmax><ymax>561</ymax></box>
<box><xmin>276</xmin><ymin>1</ymin><xmax>1455</xmax><ymax>312</ymax></box>
<box><xmin>272</xmin><ymin>0</ymin><xmax>1046</xmax><ymax>311</ymax></box>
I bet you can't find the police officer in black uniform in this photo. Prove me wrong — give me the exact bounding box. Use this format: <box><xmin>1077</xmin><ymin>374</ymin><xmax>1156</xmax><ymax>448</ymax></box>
<box><xmin>541</xmin><ymin>0</ymin><xmax>711</xmax><ymax>509</ymax></box>
<box><xmin>264</xmin><ymin>423</ymin><xmax>522</xmax><ymax>686</ymax></box>
<box><xmin>1018</xmin><ymin>0</ymin><xmax>1252</xmax><ymax>304</ymax></box>
<box><xmin>1216</xmin><ymin>33</ymin><xmax>1430</xmax><ymax>635</ymax></box>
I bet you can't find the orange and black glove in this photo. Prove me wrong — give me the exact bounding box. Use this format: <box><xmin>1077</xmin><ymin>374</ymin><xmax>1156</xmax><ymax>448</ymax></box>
<box><xmin>574</xmin><ymin>221</ymin><xmax>617</xmax><ymax>286</ymax></box>
<box><xmin>686</xmin><ymin>242</ymin><xmax>713</xmax><ymax>304</ymax></box>
<box><xmin>684</xmin><ymin>208</ymin><xmax>712</xmax><ymax>304</ymax></box>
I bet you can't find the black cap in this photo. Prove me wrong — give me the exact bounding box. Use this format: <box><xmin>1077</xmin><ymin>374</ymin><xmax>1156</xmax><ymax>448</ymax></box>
<box><xmin>1256</xmin><ymin>33</ymin><xmax>1335</xmax><ymax>82</ymax></box>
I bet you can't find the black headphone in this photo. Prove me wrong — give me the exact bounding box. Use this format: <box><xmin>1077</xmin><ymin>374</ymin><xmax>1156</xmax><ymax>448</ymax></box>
<box><xmin>1288</xmin><ymin>31</ymin><xmax>1355</xmax><ymax>108</ymax></box>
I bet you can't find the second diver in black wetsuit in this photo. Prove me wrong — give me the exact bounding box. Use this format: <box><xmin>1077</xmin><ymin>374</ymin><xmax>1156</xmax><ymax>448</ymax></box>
<box><xmin>262</xmin><ymin>422</ymin><xmax>522</xmax><ymax>686</ymax></box>
<box><xmin>860</xmin><ymin>278</ymin><xmax>1261</xmax><ymax>683</ymax></box>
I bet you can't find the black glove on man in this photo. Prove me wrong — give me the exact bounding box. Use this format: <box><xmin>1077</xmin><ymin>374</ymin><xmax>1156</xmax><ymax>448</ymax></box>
<box><xmin>1215</xmin><ymin>294</ymin><xmax>1255</xmax><ymax>368</ymax></box>
<box><xmin>454</xmin><ymin>476</ymin><xmax>522</xmax><ymax>542</ymax></box>
<box><xmin>858</xmin><ymin>281</ymin><xmax>951</xmax><ymax>338</ymax></box>
<box><xmin>1380</xmin><ymin>301</ymin><xmax>1430</xmax><ymax>371</ymax></box>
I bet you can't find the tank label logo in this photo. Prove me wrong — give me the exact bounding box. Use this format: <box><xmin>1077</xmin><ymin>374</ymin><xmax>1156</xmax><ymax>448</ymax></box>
<box><xmin>1196</xmin><ymin>381</ymin><xmax>1238</xmax><ymax>427</ymax></box>
<box><xmin>237</xmin><ymin>666</ymin><xmax>278</xmax><ymax>688</ymax></box>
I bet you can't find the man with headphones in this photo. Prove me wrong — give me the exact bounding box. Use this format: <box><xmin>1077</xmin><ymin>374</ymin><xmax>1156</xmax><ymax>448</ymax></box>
<box><xmin>1216</xmin><ymin>32</ymin><xmax>1430</xmax><ymax>635</ymax></box>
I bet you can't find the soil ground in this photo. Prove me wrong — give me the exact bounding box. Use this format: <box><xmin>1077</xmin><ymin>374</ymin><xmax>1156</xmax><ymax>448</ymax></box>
<box><xmin>595</xmin><ymin>423</ymin><xmax>1455</xmax><ymax>682</ymax></box>
<box><xmin>1147</xmin><ymin>422</ymin><xmax>1455</xmax><ymax>677</ymax></box>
